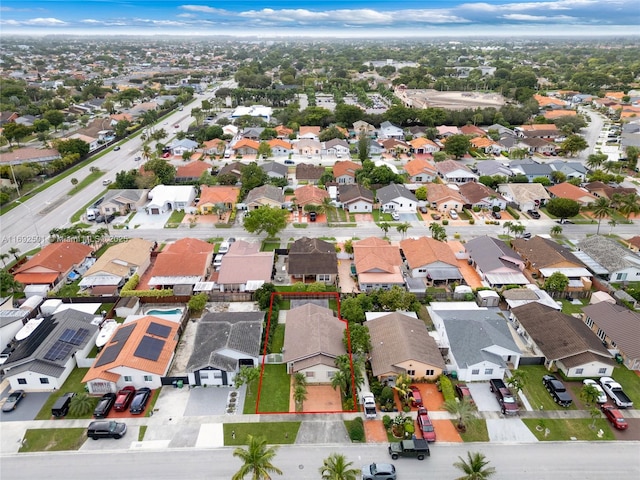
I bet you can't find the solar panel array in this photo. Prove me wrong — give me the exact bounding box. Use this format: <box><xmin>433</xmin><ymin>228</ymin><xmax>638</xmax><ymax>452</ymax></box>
<box><xmin>94</xmin><ymin>323</ymin><xmax>137</xmax><ymax>367</ymax></box>
<box><xmin>43</xmin><ymin>327</ymin><xmax>92</xmax><ymax>362</ymax></box>
<box><xmin>134</xmin><ymin>336</ymin><xmax>164</xmax><ymax>362</ymax></box>
<box><xmin>146</xmin><ymin>322</ymin><xmax>171</xmax><ymax>338</ymax></box>
<box><xmin>111</xmin><ymin>324</ymin><xmax>136</xmax><ymax>343</ymax></box>
<box><xmin>43</xmin><ymin>341</ymin><xmax>73</xmax><ymax>361</ymax></box>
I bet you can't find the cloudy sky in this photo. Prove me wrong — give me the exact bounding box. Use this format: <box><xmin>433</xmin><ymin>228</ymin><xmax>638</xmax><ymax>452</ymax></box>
<box><xmin>1</xmin><ymin>0</ymin><xmax>638</xmax><ymax>37</ymax></box>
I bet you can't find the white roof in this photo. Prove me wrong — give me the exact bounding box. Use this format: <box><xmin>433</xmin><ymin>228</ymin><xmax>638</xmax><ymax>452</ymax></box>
<box><xmin>148</xmin><ymin>185</ymin><xmax>195</xmax><ymax>207</ymax></box>
<box><xmin>484</xmin><ymin>272</ymin><xmax>529</xmax><ymax>285</ymax></box>
<box><xmin>79</xmin><ymin>275</ymin><xmax>123</xmax><ymax>287</ymax></box>
<box><xmin>539</xmin><ymin>267</ymin><xmax>592</xmax><ymax>278</ymax></box>
<box><xmin>231</xmin><ymin>105</ymin><xmax>272</xmax><ymax>118</ymax></box>
<box><xmin>194</xmin><ymin>282</ymin><xmax>217</xmax><ymax>292</ymax></box>
<box><xmin>148</xmin><ymin>275</ymin><xmax>201</xmax><ymax>286</ymax></box>
<box><xmin>365</xmin><ymin>311</ymin><xmax>418</xmax><ymax>321</ymax></box>
<box><xmin>53</xmin><ymin>303</ymin><xmax>103</xmax><ymax>315</ymax></box>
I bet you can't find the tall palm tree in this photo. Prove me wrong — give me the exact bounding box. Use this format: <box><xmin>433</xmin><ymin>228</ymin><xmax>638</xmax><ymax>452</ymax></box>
<box><xmin>502</xmin><ymin>220</ymin><xmax>512</xmax><ymax>239</ymax></box>
<box><xmin>396</xmin><ymin>222</ymin><xmax>411</xmax><ymax>238</ymax></box>
<box><xmin>8</xmin><ymin>247</ymin><xmax>20</xmax><ymax>261</ymax></box>
<box><xmin>232</xmin><ymin>435</ymin><xmax>282</xmax><ymax>480</ymax></box>
<box><xmin>618</xmin><ymin>193</ymin><xmax>640</xmax><ymax>221</ymax></box>
<box><xmin>453</xmin><ymin>451</ymin><xmax>496</xmax><ymax>480</ymax></box>
<box><xmin>293</xmin><ymin>384</ymin><xmax>307</xmax><ymax>412</ymax></box>
<box><xmin>378</xmin><ymin>221</ymin><xmax>390</xmax><ymax>237</ymax></box>
<box><xmin>444</xmin><ymin>398</ymin><xmax>476</xmax><ymax>431</ymax></box>
<box><xmin>319</xmin><ymin>453</ymin><xmax>359</xmax><ymax>480</ymax></box>
<box><xmin>0</xmin><ymin>253</ymin><xmax>9</xmax><ymax>267</ymax></box>
<box><xmin>142</xmin><ymin>144</ymin><xmax>152</xmax><ymax>162</ymax></box>
<box><xmin>591</xmin><ymin>197</ymin><xmax>612</xmax><ymax>235</ymax></box>
<box><xmin>550</xmin><ymin>225</ymin><xmax>563</xmax><ymax>237</ymax></box>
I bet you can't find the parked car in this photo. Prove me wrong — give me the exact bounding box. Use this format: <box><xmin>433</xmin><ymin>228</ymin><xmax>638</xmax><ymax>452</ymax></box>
<box><xmin>113</xmin><ymin>146</ymin><xmax>120</xmax><ymax>151</ymax></box>
<box><xmin>601</xmin><ymin>404</ymin><xmax>628</xmax><ymax>430</ymax></box>
<box><xmin>583</xmin><ymin>379</ymin><xmax>607</xmax><ymax>404</ymax></box>
<box><xmin>227</xmin><ymin>237</ymin><xmax>236</xmax><ymax>244</ymax></box>
<box><xmin>527</xmin><ymin>210</ymin><xmax>541</xmax><ymax>219</ymax></box>
<box><xmin>391</xmin><ymin>211</ymin><xmax>400</xmax><ymax>221</ymax></box>
<box><xmin>542</xmin><ymin>375</ymin><xmax>573</xmax><ymax>407</ymax></box>
<box><xmin>51</xmin><ymin>392</ymin><xmax>76</xmax><ymax>418</ymax></box>
<box><xmin>431</xmin><ymin>213</ymin><xmax>441</xmax><ymax>220</ymax></box>
<box><xmin>93</xmin><ymin>393</ymin><xmax>117</xmax><ymax>418</ymax></box>
<box><xmin>2</xmin><ymin>390</ymin><xmax>25</xmax><ymax>412</ymax></box>
<box><xmin>218</xmin><ymin>241</ymin><xmax>230</xmax><ymax>254</ymax></box>
<box><xmin>362</xmin><ymin>463</ymin><xmax>396</xmax><ymax>480</ymax></box>
<box><xmin>113</xmin><ymin>386</ymin><xmax>136</xmax><ymax>412</ymax></box>
<box><xmin>491</xmin><ymin>211</ymin><xmax>502</xmax><ymax>219</ymax></box>
<box><xmin>455</xmin><ymin>383</ymin><xmax>474</xmax><ymax>405</ymax></box>
<box><xmin>408</xmin><ymin>386</ymin><xmax>423</xmax><ymax>407</ymax></box>
<box><xmin>416</xmin><ymin>407</ymin><xmax>436</xmax><ymax>442</ymax></box>
<box><xmin>309</xmin><ymin>211</ymin><xmax>317</xmax><ymax>222</ymax></box>
<box><xmin>87</xmin><ymin>420</ymin><xmax>127</xmax><ymax>440</ymax></box>
<box><xmin>284</xmin><ymin>159</ymin><xmax>295</xmax><ymax>165</ymax></box>
<box><xmin>449</xmin><ymin>210</ymin><xmax>459</xmax><ymax>220</ymax></box>
<box><xmin>129</xmin><ymin>388</ymin><xmax>151</xmax><ymax>414</ymax></box>
<box><xmin>102</xmin><ymin>179</ymin><xmax>112</xmax><ymax>186</ymax></box>
<box><xmin>419</xmin><ymin>206</ymin><xmax>428</xmax><ymax>214</ymax></box>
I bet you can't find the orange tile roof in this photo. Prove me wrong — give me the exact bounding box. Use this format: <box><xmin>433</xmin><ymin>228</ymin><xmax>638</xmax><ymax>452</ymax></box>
<box><xmin>459</xmin><ymin>125</ymin><xmax>487</xmax><ymax>137</ymax></box>
<box><xmin>470</xmin><ymin>137</ymin><xmax>497</xmax><ymax>148</ymax></box>
<box><xmin>400</xmin><ymin>237</ymin><xmax>458</xmax><ymax>268</ymax></box>
<box><xmin>543</xmin><ymin>110</ymin><xmax>577</xmax><ymax>119</ymax></box>
<box><xmin>176</xmin><ymin>161</ymin><xmax>212</xmax><ymax>178</ymax></box>
<box><xmin>294</xmin><ymin>184</ymin><xmax>329</xmax><ymax>206</ymax></box>
<box><xmin>198</xmin><ymin>185</ymin><xmax>240</xmax><ymax>205</ymax></box>
<box><xmin>333</xmin><ymin>160</ymin><xmax>362</xmax><ymax>178</ymax></box>
<box><xmin>148</xmin><ymin>238</ymin><xmax>213</xmax><ymax>277</ymax></box>
<box><xmin>275</xmin><ymin>125</ymin><xmax>294</xmax><ymax>136</ymax></box>
<box><xmin>409</xmin><ymin>137</ymin><xmax>440</xmax><ymax>149</ymax></box>
<box><xmin>202</xmin><ymin>138</ymin><xmax>226</xmax><ymax>151</ymax></box>
<box><xmin>354</xmin><ymin>237</ymin><xmax>403</xmax><ymax>275</ymax></box>
<box><xmin>82</xmin><ymin>315</ymin><xmax>179</xmax><ymax>382</ymax></box>
<box><xmin>233</xmin><ymin>138</ymin><xmax>260</xmax><ymax>150</ymax></box>
<box><xmin>299</xmin><ymin>126</ymin><xmax>321</xmax><ymax>136</ymax></box>
<box><xmin>13</xmin><ymin>272</ymin><xmax>59</xmax><ymax>285</ymax></box>
<box><xmin>404</xmin><ymin>158</ymin><xmax>437</xmax><ymax>177</ymax></box>
<box><xmin>533</xmin><ymin>94</ymin><xmax>566</xmax><ymax>107</ymax></box>
<box><xmin>547</xmin><ymin>182</ymin><xmax>597</xmax><ymax>203</ymax></box>
<box><xmin>15</xmin><ymin>242</ymin><xmax>92</xmax><ymax>275</ymax></box>
<box><xmin>426</xmin><ymin>183</ymin><xmax>466</xmax><ymax>204</ymax></box>
<box><xmin>522</xmin><ymin>124</ymin><xmax>559</xmax><ymax>132</ymax></box>
<box><xmin>605</xmin><ymin>91</ymin><xmax>625</xmax><ymax>101</ymax></box>
<box><xmin>268</xmin><ymin>138</ymin><xmax>293</xmax><ymax>149</ymax></box>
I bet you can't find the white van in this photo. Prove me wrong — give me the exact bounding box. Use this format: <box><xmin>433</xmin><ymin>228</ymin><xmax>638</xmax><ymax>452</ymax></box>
<box><xmin>213</xmin><ymin>254</ymin><xmax>224</xmax><ymax>270</ymax></box>
<box><xmin>86</xmin><ymin>208</ymin><xmax>99</xmax><ymax>221</ymax></box>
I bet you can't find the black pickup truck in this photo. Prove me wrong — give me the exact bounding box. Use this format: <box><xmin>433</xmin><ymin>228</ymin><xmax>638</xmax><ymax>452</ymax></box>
<box><xmin>388</xmin><ymin>438</ymin><xmax>430</xmax><ymax>460</ymax></box>
<box><xmin>542</xmin><ymin>375</ymin><xmax>573</xmax><ymax>407</ymax></box>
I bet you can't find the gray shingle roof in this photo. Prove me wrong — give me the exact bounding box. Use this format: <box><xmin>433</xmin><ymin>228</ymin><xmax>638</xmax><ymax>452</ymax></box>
<box><xmin>582</xmin><ymin>302</ymin><xmax>640</xmax><ymax>362</ymax></box>
<box><xmin>376</xmin><ymin>183</ymin><xmax>416</xmax><ymax>204</ymax></box>
<box><xmin>465</xmin><ymin>236</ymin><xmax>525</xmax><ymax>274</ymax></box>
<box><xmin>288</xmin><ymin>237</ymin><xmax>338</xmax><ymax>276</ymax></box>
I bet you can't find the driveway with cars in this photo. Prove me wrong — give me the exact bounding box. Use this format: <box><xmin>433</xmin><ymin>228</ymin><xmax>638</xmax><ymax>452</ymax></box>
<box><xmin>466</xmin><ymin>382</ymin><xmax>501</xmax><ymax>412</ymax></box>
<box><xmin>0</xmin><ymin>390</ymin><xmax>50</xmax><ymax>422</ymax></box>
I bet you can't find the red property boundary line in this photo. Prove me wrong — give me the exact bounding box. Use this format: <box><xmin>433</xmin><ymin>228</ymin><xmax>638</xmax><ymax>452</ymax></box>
<box><xmin>254</xmin><ymin>291</ymin><xmax>358</xmax><ymax>415</ymax></box>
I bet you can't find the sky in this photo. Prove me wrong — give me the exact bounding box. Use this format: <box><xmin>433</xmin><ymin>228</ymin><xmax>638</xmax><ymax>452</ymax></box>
<box><xmin>1</xmin><ymin>0</ymin><xmax>639</xmax><ymax>37</ymax></box>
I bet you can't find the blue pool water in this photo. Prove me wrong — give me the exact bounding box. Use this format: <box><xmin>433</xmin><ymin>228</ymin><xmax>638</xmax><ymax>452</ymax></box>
<box><xmin>146</xmin><ymin>308</ymin><xmax>183</xmax><ymax>315</ymax></box>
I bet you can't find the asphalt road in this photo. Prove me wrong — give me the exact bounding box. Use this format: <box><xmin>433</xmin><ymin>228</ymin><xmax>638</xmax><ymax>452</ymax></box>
<box><xmin>1</xmin><ymin>442</ymin><xmax>638</xmax><ymax>479</ymax></box>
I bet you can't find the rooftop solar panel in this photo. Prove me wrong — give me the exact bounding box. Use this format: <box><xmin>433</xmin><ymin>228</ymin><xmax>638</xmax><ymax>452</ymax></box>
<box><xmin>133</xmin><ymin>336</ymin><xmax>164</xmax><ymax>362</ymax></box>
<box><xmin>69</xmin><ymin>328</ymin><xmax>90</xmax><ymax>346</ymax></box>
<box><xmin>59</xmin><ymin>328</ymin><xmax>76</xmax><ymax>343</ymax></box>
<box><xmin>111</xmin><ymin>323</ymin><xmax>136</xmax><ymax>344</ymax></box>
<box><xmin>146</xmin><ymin>322</ymin><xmax>171</xmax><ymax>339</ymax></box>
<box><xmin>94</xmin><ymin>343</ymin><xmax>122</xmax><ymax>367</ymax></box>
<box><xmin>43</xmin><ymin>341</ymin><xmax>73</xmax><ymax>362</ymax></box>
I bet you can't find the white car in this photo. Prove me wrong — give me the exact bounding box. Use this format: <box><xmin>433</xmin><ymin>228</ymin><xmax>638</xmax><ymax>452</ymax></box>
<box><xmin>391</xmin><ymin>211</ymin><xmax>400</xmax><ymax>221</ymax></box>
<box><xmin>449</xmin><ymin>210</ymin><xmax>459</xmax><ymax>220</ymax></box>
<box><xmin>218</xmin><ymin>242</ymin><xmax>230</xmax><ymax>254</ymax></box>
<box><xmin>583</xmin><ymin>379</ymin><xmax>607</xmax><ymax>404</ymax></box>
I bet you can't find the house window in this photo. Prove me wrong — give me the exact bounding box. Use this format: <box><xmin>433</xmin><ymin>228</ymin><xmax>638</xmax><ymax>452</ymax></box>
<box><xmin>318</xmin><ymin>274</ymin><xmax>331</xmax><ymax>282</ymax></box>
<box><xmin>611</xmin><ymin>341</ymin><xmax>616</xmax><ymax>348</ymax></box>
<box><xmin>17</xmin><ymin>378</ymin><xmax>27</xmax><ymax>385</ymax></box>
<box><xmin>598</xmin><ymin>368</ymin><xmax>607</xmax><ymax>375</ymax></box>
<box><xmin>575</xmin><ymin>368</ymin><xmax>584</xmax><ymax>375</ymax></box>
<box><xmin>327</xmin><ymin>371</ymin><xmax>335</xmax><ymax>378</ymax></box>
<box><xmin>484</xmin><ymin>368</ymin><xmax>493</xmax><ymax>375</ymax></box>
<box><xmin>471</xmin><ymin>369</ymin><xmax>480</xmax><ymax>375</ymax></box>
<box><xmin>305</xmin><ymin>372</ymin><xmax>315</xmax><ymax>378</ymax></box>
<box><xmin>143</xmin><ymin>375</ymin><xmax>153</xmax><ymax>382</ymax></box>
<box><xmin>213</xmin><ymin>371</ymin><xmax>222</xmax><ymax>379</ymax></box>
<box><xmin>40</xmin><ymin>378</ymin><xmax>49</xmax><ymax>384</ymax></box>
<box><xmin>200</xmin><ymin>372</ymin><xmax>209</xmax><ymax>380</ymax></box>
<box><xmin>124</xmin><ymin>376</ymin><xmax>132</xmax><ymax>382</ymax></box>
<box><xmin>596</xmin><ymin>328</ymin><xmax>606</xmax><ymax>341</ymax></box>
<box><xmin>416</xmin><ymin>176</ymin><xmax>422</xmax><ymax>182</ymax></box>
<box><xmin>407</xmin><ymin>370</ymin><xmax>416</xmax><ymax>376</ymax></box>
<box><xmin>425</xmin><ymin>369</ymin><xmax>434</xmax><ymax>376</ymax></box>
<box><xmin>585</xmin><ymin>316</ymin><xmax>593</xmax><ymax>328</ymax></box>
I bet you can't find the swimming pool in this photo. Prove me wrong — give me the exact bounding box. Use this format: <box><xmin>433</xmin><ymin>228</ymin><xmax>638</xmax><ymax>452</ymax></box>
<box><xmin>146</xmin><ymin>308</ymin><xmax>184</xmax><ymax>316</ymax></box>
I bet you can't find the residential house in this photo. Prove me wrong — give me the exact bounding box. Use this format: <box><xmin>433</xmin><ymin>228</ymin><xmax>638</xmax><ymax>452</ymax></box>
<box><xmin>368</xmin><ymin>140</ymin><xmax>384</xmax><ymax>155</ymax></box>
<box><xmin>465</xmin><ymin>236</ymin><xmax>528</xmax><ymax>287</ymax></box>
<box><xmin>230</xmin><ymin>105</ymin><xmax>272</xmax><ymax>123</ymax></box>
<box><xmin>68</xmin><ymin>133</ymin><xmax>99</xmax><ymax>152</ymax></box>
<box><xmin>543</xmin><ymin>110</ymin><xmax>577</xmax><ymax>120</ymax></box>
<box><xmin>366</xmin><ymin>312</ymin><xmax>445</xmax><ymax>383</ymax></box>
<box><xmin>436</xmin><ymin>160</ymin><xmax>478</xmax><ymax>184</ymax></box>
<box><xmin>83</xmin><ymin>315</ymin><xmax>179</xmax><ymax>393</ymax></box>
<box><xmin>202</xmin><ymin>138</ymin><xmax>227</xmax><ymax>157</ymax></box>
<box><xmin>497</xmin><ymin>183</ymin><xmax>550</xmax><ymax>212</ymax></box>
<box><xmin>218</xmin><ymin>161</ymin><xmax>245</xmax><ymax>181</ymax></box>
<box><xmin>484</xmin><ymin>124</ymin><xmax>516</xmax><ymax>137</ymax></box>
<box><xmin>245</xmin><ymin>184</ymin><xmax>285</xmax><ymax>210</ymax></box>
<box><xmin>217</xmin><ymin>241</ymin><xmax>274</xmax><ymax>292</ymax></box>
<box><xmin>582</xmin><ymin>181</ymin><xmax>636</xmax><ymax>200</ymax></box>
<box><xmin>186</xmin><ymin>311</ymin><xmax>263</xmax><ymax>386</ymax></box>
<box><xmin>498</xmin><ymin>136</ymin><xmax>535</xmax><ymax>154</ymax></box>
<box><xmin>475</xmin><ymin>160</ymin><xmax>513</xmax><ymax>178</ymax></box>
<box><xmin>294</xmin><ymin>139</ymin><xmax>322</xmax><ymax>156</ymax></box>
<box><xmin>582</xmin><ymin>302</ymin><xmax>640</xmax><ymax>371</ymax></box>
<box><xmin>353</xmin><ymin>237</ymin><xmax>404</xmax><ymax>292</ymax></box>
<box><xmin>283</xmin><ymin>303</ymin><xmax>347</xmax><ymax>383</ymax></box>
<box><xmin>79</xmin><ymin>239</ymin><xmax>154</xmax><ymax>295</ymax></box>
<box><xmin>294</xmin><ymin>184</ymin><xmax>329</xmax><ymax>207</ymax></box>
<box><xmin>338</xmin><ymin>184</ymin><xmax>374</xmax><ymax>213</ymax></box>
<box><xmin>0</xmin><ymin>111</ymin><xmax>19</xmax><ymax>126</ymax></box>
<box><xmin>197</xmin><ymin>186</ymin><xmax>240</xmax><ymax>214</ymax></box>
<box><xmin>509</xmin><ymin>160</ymin><xmax>554</xmax><ymax>182</ymax></box>
<box><xmin>333</xmin><ymin>160</ymin><xmax>362</xmax><ymax>184</ymax></box>
<box><xmin>458</xmin><ymin>182</ymin><xmax>507</xmax><ymax>210</ymax></box>
<box><xmin>460</xmin><ymin>124</ymin><xmax>487</xmax><ymax>137</ymax></box>
<box><xmin>404</xmin><ymin>158</ymin><xmax>437</xmax><ymax>184</ymax></box>
<box><xmin>377</xmin><ymin>183</ymin><xmax>417</xmax><ymax>214</ymax></box>
<box><xmin>400</xmin><ymin>237</ymin><xmax>463</xmax><ymax>285</ymax></box>
<box><xmin>408</xmin><ymin>137</ymin><xmax>440</xmax><ymax>155</ymax></box>
<box><xmin>267</xmin><ymin>138</ymin><xmax>294</xmax><ymax>156</ymax></box>
<box><xmin>241</xmin><ymin>127</ymin><xmax>264</xmax><ymax>141</ymax></box>
<box><xmin>298</xmin><ymin>126</ymin><xmax>321</xmax><ymax>141</ymax></box>
<box><xmin>287</xmin><ymin>237</ymin><xmax>338</xmax><ymax>284</ymax></box>
<box><xmin>145</xmin><ymin>185</ymin><xmax>196</xmax><ymax>214</ymax></box>
<box><xmin>511</xmin><ymin>236</ymin><xmax>592</xmax><ymax>294</ymax></box>
<box><xmin>175</xmin><ymin>161</ymin><xmax>212</xmax><ymax>183</ymax></box>
<box><xmin>295</xmin><ymin>163</ymin><xmax>325</xmax><ymax>184</ymax></box>
<box><xmin>14</xmin><ymin>242</ymin><xmax>93</xmax><ymax>290</ymax></box>
<box><xmin>471</xmin><ymin>136</ymin><xmax>503</xmax><ymax>155</ymax></box>
<box><xmin>436</xmin><ymin>126</ymin><xmax>461</xmax><ymax>138</ymax></box>
<box><xmin>169</xmin><ymin>138</ymin><xmax>198</xmax><ymax>157</ymax></box>
<box><xmin>0</xmin><ymin>147</ymin><xmax>61</xmax><ymax>167</ymax></box>
<box><xmin>428</xmin><ymin>302</ymin><xmax>521</xmax><ymax>382</ymax></box>
<box><xmin>520</xmin><ymin>138</ymin><xmax>557</xmax><ymax>155</ymax></box>
<box><xmin>378</xmin><ymin>121</ymin><xmax>404</xmax><ymax>140</ymax></box>
<box><xmin>575</xmin><ymin>235</ymin><xmax>640</xmax><ymax>282</ymax></box>
<box><xmin>260</xmin><ymin>161</ymin><xmax>288</xmax><ymax>180</ymax></box>
<box><xmin>381</xmin><ymin>138</ymin><xmax>411</xmax><ymax>155</ymax></box>
<box><xmin>517</xmin><ymin>124</ymin><xmax>561</xmax><ymax>140</ymax></box>
<box><xmin>147</xmin><ymin>238</ymin><xmax>214</xmax><ymax>290</ymax></box>
<box><xmin>548</xmin><ymin>161</ymin><xmax>588</xmax><ymax>182</ymax></box>
<box><xmin>323</xmin><ymin>138</ymin><xmax>350</xmax><ymax>157</ymax></box>
<box><xmin>274</xmin><ymin>125</ymin><xmax>294</xmax><ymax>139</ymax></box>
<box><xmin>0</xmin><ymin>308</ymin><xmax>30</xmax><ymax>348</ymax></box>
<box><xmin>426</xmin><ymin>183</ymin><xmax>466</xmax><ymax>213</ymax></box>
<box><xmin>3</xmin><ymin>309</ymin><xmax>99</xmax><ymax>391</ymax></box>
<box><xmin>546</xmin><ymin>182</ymin><xmax>597</xmax><ymax>207</ymax></box>
<box><xmin>232</xmin><ymin>138</ymin><xmax>260</xmax><ymax>156</ymax></box>
<box><xmin>502</xmin><ymin>285</ymin><xmax>561</xmax><ymax>311</ymax></box>
<box><xmin>623</xmin><ymin>236</ymin><xmax>640</xmax><ymax>253</ymax></box>
<box><xmin>98</xmin><ymin>189</ymin><xmax>148</xmax><ymax>216</ymax></box>
<box><xmin>353</xmin><ymin>120</ymin><xmax>376</xmax><ymax>137</ymax></box>
<box><xmin>510</xmin><ymin>303</ymin><xmax>614</xmax><ymax>377</ymax></box>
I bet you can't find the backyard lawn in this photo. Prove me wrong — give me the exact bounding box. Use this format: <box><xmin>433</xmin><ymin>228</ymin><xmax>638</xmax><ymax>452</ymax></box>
<box><xmin>518</xmin><ymin>365</ymin><xmax>578</xmax><ymax>411</ymax></box>
<box><xmin>522</xmin><ymin>418</ymin><xmax>616</xmax><ymax>441</ymax></box>
<box><xmin>612</xmin><ymin>366</ymin><xmax>640</xmax><ymax>406</ymax></box>
<box><xmin>257</xmin><ymin>364</ymin><xmax>290</xmax><ymax>413</ymax></box>
<box><xmin>35</xmin><ymin>368</ymin><xmax>97</xmax><ymax>420</ymax></box>
<box><xmin>19</xmin><ymin>428</ymin><xmax>86</xmax><ymax>452</ymax></box>
<box><xmin>270</xmin><ymin>324</ymin><xmax>285</xmax><ymax>353</ymax></box>
<box><xmin>223</xmin><ymin>422</ymin><xmax>300</xmax><ymax>445</ymax></box>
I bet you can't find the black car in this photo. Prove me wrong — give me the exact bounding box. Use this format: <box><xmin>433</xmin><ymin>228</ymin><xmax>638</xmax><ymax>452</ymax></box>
<box><xmin>492</xmin><ymin>211</ymin><xmax>502</xmax><ymax>219</ymax></box>
<box><xmin>556</xmin><ymin>219</ymin><xmax>573</xmax><ymax>224</ymax></box>
<box><xmin>93</xmin><ymin>393</ymin><xmax>116</xmax><ymax>418</ymax></box>
<box><xmin>527</xmin><ymin>210</ymin><xmax>541</xmax><ymax>219</ymax></box>
<box><xmin>542</xmin><ymin>375</ymin><xmax>573</xmax><ymax>407</ymax></box>
<box><xmin>87</xmin><ymin>420</ymin><xmax>127</xmax><ymax>440</ymax></box>
<box><xmin>129</xmin><ymin>388</ymin><xmax>151</xmax><ymax>414</ymax></box>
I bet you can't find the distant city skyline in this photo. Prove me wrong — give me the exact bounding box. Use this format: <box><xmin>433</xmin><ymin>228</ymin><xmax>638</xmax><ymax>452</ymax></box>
<box><xmin>1</xmin><ymin>0</ymin><xmax>639</xmax><ymax>37</ymax></box>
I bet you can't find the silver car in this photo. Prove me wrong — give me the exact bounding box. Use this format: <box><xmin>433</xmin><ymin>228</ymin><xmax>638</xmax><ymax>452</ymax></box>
<box><xmin>362</xmin><ymin>463</ymin><xmax>396</xmax><ymax>480</ymax></box>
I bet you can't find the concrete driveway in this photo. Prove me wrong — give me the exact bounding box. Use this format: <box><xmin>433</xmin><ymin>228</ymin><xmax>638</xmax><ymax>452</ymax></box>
<box><xmin>486</xmin><ymin>417</ymin><xmax>538</xmax><ymax>443</ymax></box>
<box><xmin>0</xmin><ymin>391</ymin><xmax>50</xmax><ymax>422</ymax></box>
<box><xmin>466</xmin><ymin>382</ymin><xmax>501</xmax><ymax>412</ymax></box>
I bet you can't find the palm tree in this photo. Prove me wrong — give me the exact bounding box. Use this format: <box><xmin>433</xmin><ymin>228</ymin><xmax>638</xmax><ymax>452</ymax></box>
<box><xmin>502</xmin><ymin>220</ymin><xmax>512</xmax><ymax>239</ymax></box>
<box><xmin>608</xmin><ymin>219</ymin><xmax>617</xmax><ymax>234</ymax></box>
<box><xmin>550</xmin><ymin>225</ymin><xmax>563</xmax><ymax>237</ymax></box>
<box><xmin>232</xmin><ymin>435</ymin><xmax>282</xmax><ymax>480</ymax></box>
<box><xmin>591</xmin><ymin>197</ymin><xmax>612</xmax><ymax>235</ymax></box>
<box><xmin>142</xmin><ymin>144</ymin><xmax>152</xmax><ymax>161</ymax></box>
<box><xmin>293</xmin><ymin>384</ymin><xmax>307</xmax><ymax>412</ymax></box>
<box><xmin>618</xmin><ymin>193</ymin><xmax>640</xmax><ymax>221</ymax></box>
<box><xmin>69</xmin><ymin>392</ymin><xmax>95</xmax><ymax>416</ymax></box>
<box><xmin>396</xmin><ymin>222</ymin><xmax>411</xmax><ymax>238</ymax></box>
<box><xmin>0</xmin><ymin>253</ymin><xmax>9</xmax><ymax>267</ymax></box>
<box><xmin>293</xmin><ymin>372</ymin><xmax>307</xmax><ymax>388</ymax></box>
<box><xmin>8</xmin><ymin>247</ymin><xmax>20</xmax><ymax>261</ymax></box>
<box><xmin>444</xmin><ymin>398</ymin><xmax>476</xmax><ymax>431</ymax></box>
<box><xmin>319</xmin><ymin>453</ymin><xmax>359</xmax><ymax>480</ymax></box>
<box><xmin>510</xmin><ymin>222</ymin><xmax>525</xmax><ymax>238</ymax></box>
<box><xmin>453</xmin><ymin>451</ymin><xmax>496</xmax><ymax>480</ymax></box>
<box><xmin>378</xmin><ymin>221</ymin><xmax>390</xmax><ymax>237</ymax></box>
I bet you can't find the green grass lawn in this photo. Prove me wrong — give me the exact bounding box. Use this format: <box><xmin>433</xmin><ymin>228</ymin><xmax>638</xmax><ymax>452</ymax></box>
<box><xmin>257</xmin><ymin>364</ymin><xmax>290</xmax><ymax>413</ymax></box>
<box><xmin>261</xmin><ymin>241</ymin><xmax>280</xmax><ymax>252</ymax></box>
<box><xmin>519</xmin><ymin>365</ymin><xmax>578</xmax><ymax>411</ymax></box>
<box><xmin>68</xmin><ymin>171</ymin><xmax>105</xmax><ymax>196</ymax></box>
<box><xmin>56</xmin><ymin>280</ymin><xmax>81</xmax><ymax>297</ymax></box>
<box><xmin>243</xmin><ymin>377</ymin><xmax>259</xmax><ymax>414</ymax></box>
<box><xmin>19</xmin><ymin>428</ymin><xmax>87</xmax><ymax>452</ymax></box>
<box><xmin>522</xmin><ymin>418</ymin><xmax>616</xmax><ymax>441</ymax></box>
<box><xmin>146</xmin><ymin>388</ymin><xmax>162</xmax><ymax>417</ymax></box>
<box><xmin>138</xmin><ymin>425</ymin><xmax>147</xmax><ymax>441</ymax></box>
<box><xmin>165</xmin><ymin>210</ymin><xmax>186</xmax><ymax>227</ymax></box>
<box><xmin>223</xmin><ymin>422</ymin><xmax>300</xmax><ymax>445</ymax></box>
<box><xmin>559</xmin><ymin>298</ymin><xmax>588</xmax><ymax>315</ymax></box>
<box><xmin>612</xmin><ymin>366</ymin><xmax>640</xmax><ymax>405</ymax></box>
<box><xmin>270</xmin><ymin>324</ymin><xmax>285</xmax><ymax>353</ymax></box>
<box><xmin>35</xmin><ymin>368</ymin><xmax>95</xmax><ymax>420</ymax></box>
<box><xmin>457</xmin><ymin>418</ymin><xmax>489</xmax><ymax>442</ymax></box>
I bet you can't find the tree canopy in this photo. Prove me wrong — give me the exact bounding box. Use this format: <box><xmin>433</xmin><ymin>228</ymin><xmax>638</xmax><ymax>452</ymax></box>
<box><xmin>243</xmin><ymin>205</ymin><xmax>288</xmax><ymax>237</ymax></box>
<box><xmin>546</xmin><ymin>197</ymin><xmax>580</xmax><ymax>220</ymax></box>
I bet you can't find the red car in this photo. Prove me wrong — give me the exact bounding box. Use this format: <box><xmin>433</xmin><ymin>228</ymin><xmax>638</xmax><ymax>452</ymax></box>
<box><xmin>455</xmin><ymin>383</ymin><xmax>475</xmax><ymax>405</ymax></box>
<box><xmin>416</xmin><ymin>407</ymin><xmax>436</xmax><ymax>442</ymax></box>
<box><xmin>162</xmin><ymin>152</ymin><xmax>171</xmax><ymax>158</ymax></box>
<box><xmin>113</xmin><ymin>386</ymin><xmax>136</xmax><ymax>412</ymax></box>
<box><xmin>601</xmin><ymin>403</ymin><xmax>628</xmax><ymax>430</ymax></box>
<box><xmin>408</xmin><ymin>386</ymin><xmax>423</xmax><ymax>407</ymax></box>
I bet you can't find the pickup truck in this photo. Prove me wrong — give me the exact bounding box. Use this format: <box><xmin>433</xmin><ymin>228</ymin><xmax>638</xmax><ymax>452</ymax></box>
<box><xmin>600</xmin><ymin>377</ymin><xmax>634</xmax><ymax>408</ymax></box>
<box><xmin>361</xmin><ymin>391</ymin><xmax>377</xmax><ymax>419</ymax></box>
<box><xmin>388</xmin><ymin>438</ymin><xmax>430</xmax><ymax>460</ymax></box>
<box><xmin>542</xmin><ymin>375</ymin><xmax>573</xmax><ymax>407</ymax></box>
<box><xmin>489</xmin><ymin>378</ymin><xmax>519</xmax><ymax>415</ymax></box>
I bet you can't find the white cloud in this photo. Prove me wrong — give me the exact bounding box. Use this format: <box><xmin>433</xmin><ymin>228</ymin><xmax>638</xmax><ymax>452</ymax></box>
<box><xmin>180</xmin><ymin>5</ymin><xmax>227</xmax><ymax>14</ymax></box>
<box><xmin>24</xmin><ymin>18</ymin><xmax>67</xmax><ymax>26</ymax></box>
<box><xmin>81</xmin><ymin>19</ymin><xmax>102</xmax><ymax>24</ymax></box>
<box><xmin>501</xmin><ymin>14</ymin><xmax>575</xmax><ymax>21</ymax></box>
